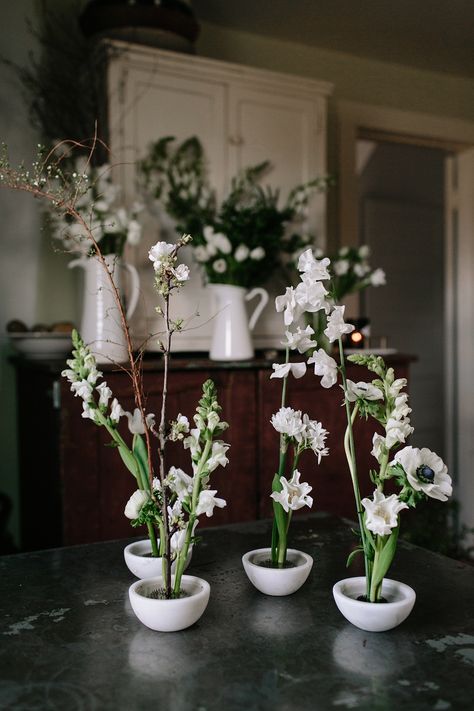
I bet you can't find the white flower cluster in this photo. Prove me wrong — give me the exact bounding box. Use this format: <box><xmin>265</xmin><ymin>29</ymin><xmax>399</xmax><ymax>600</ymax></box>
<box><xmin>62</xmin><ymin>335</ymin><xmax>155</xmax><ymax>435</ymax></box>
<box><xmin>194</xmin><ymin>225</ymin><xmax>266</xmax><ymax>274</ymax></box>
<box><xmin>271</xmin><ymin>407</ymin><xmax>329</xmax><ymax>463</ymax></box>
<box><xmin>148</xmin><ymin>238</ymin><xmax>191</xmax><ymax>294</ymax></box>
<box><xmin>52</xmin><ymin>160</ymin><xmax>143</xmax><ymax>255</ymax></box>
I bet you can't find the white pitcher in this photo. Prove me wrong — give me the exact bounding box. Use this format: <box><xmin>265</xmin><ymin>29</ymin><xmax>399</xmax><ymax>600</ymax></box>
<box><xmin>208</xmin><ymin>284</ymin><xmax>269</xmax><ymax>361</ymax></box>
<box><xmin>69</xmin><ymin>254</ymin><xmax>140</xmax><ymax>364</ymax></box>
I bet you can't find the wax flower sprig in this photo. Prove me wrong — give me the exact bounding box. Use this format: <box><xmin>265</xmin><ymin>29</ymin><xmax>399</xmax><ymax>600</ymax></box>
<box><xmin>269</xmin><ymin>250</ymin><xmax>330</xmax><ymax>567</ymax></box>
<box><xmin>279</xmin><ymin>248</ymin><xmax>452</xmax><ymax>601</ymax></box>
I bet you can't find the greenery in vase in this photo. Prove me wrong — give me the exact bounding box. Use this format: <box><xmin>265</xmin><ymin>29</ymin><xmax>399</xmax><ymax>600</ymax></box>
<box><xmin>139</xmin><ymin>135</ymin><xmax>332</xmax><ymax>289</ymax></box>
<box><xmin>276</xmin><ymin>248</ymin><xmax>452</xmax><ymax>601</ymax></box>
<box><xmin>0</xmin><ymin>142</ymin><xmax>230</xmax><ymax>600</ymax></box>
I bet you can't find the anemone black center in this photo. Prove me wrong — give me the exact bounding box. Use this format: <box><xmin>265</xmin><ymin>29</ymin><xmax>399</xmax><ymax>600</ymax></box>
<box><xmin>417</xmin><ymin>464</ymin><xmax>435</xmax><ymax>483</ymax></box>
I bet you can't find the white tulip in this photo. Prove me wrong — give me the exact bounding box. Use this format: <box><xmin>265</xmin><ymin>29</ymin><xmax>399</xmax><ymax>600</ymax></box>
<box><xmin>124</xmin><ymin>489</ymin><xmax>149</xmax><ymax>519</ymax></box>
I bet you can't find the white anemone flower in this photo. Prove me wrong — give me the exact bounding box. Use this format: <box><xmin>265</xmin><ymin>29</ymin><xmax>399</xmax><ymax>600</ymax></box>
<box><xmin>207</xmin><ymin>441</ymin><xmax>230</xmax><ymax>472</ymax></box>
<box><xmin>307</xmin><ymin>349</ymin><xmax>338</xmax><ymax>388</ymax></box>
<box><xmin>124</xmin><ymin>408</ymin><xmax>155</xmax><ymax>434</ymax></box>
<box><xmin>124</xmin><ymin>489</ymin><xmax>149</xmax><ymax>519</ymax></box>
<box><xmin>392</xmin><ymin>446</ymin><xmax>452</xmax><ymax>502</ymax></box>
<box><xmin>370</xmin><ymin>268</ymin><xmax>386</xmax><ymax>286</ymax></box>
<box><xmin>196</xmin><ymin>489</ymin><xmax>227</xmax><ymax>517</ymax></box>
<box><xmin>324</xmin><ymin>305</ymin><xmax>355</xmax><ymax>343</ymax></box>
<box><xmin>295</xmin><ymin>278</ymin><xmax>330</xmax><ymax>313</ymax></box>
<box><xmin>281</xmin><ymin>326</ymin><xmax>315</xmax><ymax>353</ymax></box>
<box><xmin>148</xmin><ymin>241</ymin><xmax>174</xmax><ymax>270</ymax></box>
<box><xmin>270</xmin><ymin>470</ymin><xmax>313</xmax><ymax>513</ymax></box>
<box><xmin>212</xmin><ymin>258</ymin><xmax>227</xmax><ymax>274</ymax></box>
<box><xmin>275</xmin><ymin>286</ymin><xmax>302</xmax><ymax>327</ymax></box>
<box><xmin>270</xmin><ymin>407</ymin><xmax>305</xmax><ymax>439</ymax></box>
<box><xmin>234</xmin><ymin>244</ymin><xmax>250</xmax><ymax>262</ymax></box>
<box><xmin>345</xmin><ymin>380</ymin><xmax>384</xmax><ymax>402</ymax></box>
<box><xmin>362</xmin><ymin>490</ymin><xmax>408</xmax><ymax>536</ymax></box>
<box><xmin>249</xmin><ymin>246</ymin><xmax>265</xmax><ymax>260</ymax></box>
<box><xmin>270</xmin><ymin>362</ymin><xmax>307</xmax><ymax>379</ymax></box>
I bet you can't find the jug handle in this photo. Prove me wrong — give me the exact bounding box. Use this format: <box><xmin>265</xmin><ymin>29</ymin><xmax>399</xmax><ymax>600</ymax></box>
<box><xmin>122</xmin><ymin>262</ymin><xmax>140</xmax><ymax>319</ymax></box>
<box><xmin>246</xmin><ymin>287</ymin><xmax>269</xmax><ymax>331</ymax></box>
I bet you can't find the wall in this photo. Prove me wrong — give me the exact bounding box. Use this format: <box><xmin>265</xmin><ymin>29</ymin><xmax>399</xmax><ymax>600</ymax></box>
<box><xmin>1</xmin><ymin>5</ymin><xmax>473</xmax><ymax>547</ymax></box>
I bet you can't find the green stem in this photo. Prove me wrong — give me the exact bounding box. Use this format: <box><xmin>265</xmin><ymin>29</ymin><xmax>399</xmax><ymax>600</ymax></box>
<box><xmin>273</xmin><ymin>347</ymin><xmax>291</xmax><ymax>567</ymax></box>
<box><xmin>370</xmin><ymin>538</ymin><xmax>383</xmax><ymax>602</ymax></box>
<box><xmin>146</xmin><ymin>522</ymin><xmax>159</xmax><ymax>557</ymax></box>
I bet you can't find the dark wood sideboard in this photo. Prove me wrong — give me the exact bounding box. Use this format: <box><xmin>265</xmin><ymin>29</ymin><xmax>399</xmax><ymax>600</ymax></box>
<box><xmin>14</xmin><ymin>353</ymin><xmax>414</xmax><ymax>551</ymax></box>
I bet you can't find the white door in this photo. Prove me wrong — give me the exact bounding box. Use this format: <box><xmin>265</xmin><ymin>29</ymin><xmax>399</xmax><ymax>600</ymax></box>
<box><xmin>445</xmin><ymin>149</ymin><xmax>474</xmax><ymax>535</ymax></box>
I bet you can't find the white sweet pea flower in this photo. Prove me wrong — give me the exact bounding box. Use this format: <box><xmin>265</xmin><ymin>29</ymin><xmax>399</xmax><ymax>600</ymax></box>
<box><xmin>370</xmin><ymin>268</ymin><xmax>386</xmax><ymax>286</ymax></box>
<box><xmin>275</xmin><ymin>286</ymin><xmax>302</xmax><ymax>326</ymax></box>
<box><xmin>96</xmin><ymin>382</ymin><xmax>112</xmax><ymax>408</ymax></box>
<box><xmin>71</xmin><ymin>379</ymin><xmax>93</xmax><ymax>401</ymax></box>
<box><xmin>234</xmin><ymin>244</ymin><xmax>250</xmax><ymax>262</ymax></box>
<box><xmin>212</xmin><ymin>258</ymin><xmax>227</xmax><ymax>274</ymax></box>
<box><xmin>124</xmin><ymin>489</ymin><xmax>149</xmax><ymax>519</ymax></box>
<box><xmin>345</xmin><ymin>380</ymin><xmax>384</xmax><ymax>402</ymax></box>
<box><xmin>324</xmin><ymin>305</ymin><xmax>355</xmax><ymax>343</ymax></box>
<box><xmin>249</xmin><ymin>246</ymin><xmax>265</xmax><ymax>260</ymax></box>
<box><xmin>270</xmin><ymin>470</ymin><xmax>313</xmax><ymax>513</ymax></box>
<box><xmin>334</xmin><ymin>259</ymin><xmax>349</xmax><ymax>276</ymax></box>
<box><xmin>271</xmin><ymin>407</ymin><xmax>305</xmax><ymax>439</ymax></box>
<box><xmin>207</xmin><ymin>441</ymin><xmax>230</xmax><ymax>472</ymax></box>
<box><xmin>297</xmin><ymin>250</ymin><xmax>331</xmax><ymax>280</ymax></box>
<box><xmin>109</xmin><ymin>398</ymin><xmax>124</xmax><ymax>424</ymax></box>
<box><xmin>194</xmin><ymin>245</ymin><xmax>210</xmax><ymax>262</ymax></box>
<box><xmin>362</xmin><ymin>490</ymin><xmax>408</xmax><ymax>536</ymax></box>
<box><xmin>148</xmin><ymin>241</ymin><xmax>174</xmax><ymax>270</ymax></box>
<box><xmin>385</xmin><ymin>417</ymin><xmax>413</xmax><ymax>449</ymax></box>
<box><xmin>281</xmin><ymin>326</ymin><xmax>315</xmax><ymax>354</ymax></box>
<box><xmin>295</xmin><ymin>278</ymin><xmax>330</xmax><ymax>313</ymax></box>
<box><xmin>171</xmin><ymin>264</ymin><xmax>190</xmax><ymax>282</ymax></box>
<box><xmin>371</xmin><ymin>433</ymin><xmax>387</xmax><ymax>464</ymax></box>
<box><xmin>124</xmin><ymin>408</ymin><xmax>155</xmax><ymax>434</ymax></box>
<box><xmin>168</xmin><ymin>466</ymin><xmax>193</xmax><ymax>500</ymax></box>
<box><xmin>196</xmin><ymin>489</ymin><xmax>227</xmax><ymax>517</ymax></box>
<box><xmin>392</xmin><ymin>446</ymin><xmax>452</xmax><ymax>502</ymax></box>
<box><xmin>307</xmin><ymin>349</ymin><xmax>338</xmax><ymax>388</ymax></box>
<box><xmin>270</xmin><ymin>362</ymin><xmax>307</xmax><ymax>379</ymax></box>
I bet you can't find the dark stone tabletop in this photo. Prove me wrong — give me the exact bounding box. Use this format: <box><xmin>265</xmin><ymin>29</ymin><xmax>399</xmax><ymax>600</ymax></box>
<box><xmin>1</xmin><ymin>513</ymin><xmax>473</xmax><ymax>711</ymax></box>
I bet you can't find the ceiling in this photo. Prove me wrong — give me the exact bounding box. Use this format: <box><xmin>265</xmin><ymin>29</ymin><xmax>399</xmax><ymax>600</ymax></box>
<box><xmin>192</xmin><ymin>0</ymin><xmax>474</xmax><ymax>78</ymax></box>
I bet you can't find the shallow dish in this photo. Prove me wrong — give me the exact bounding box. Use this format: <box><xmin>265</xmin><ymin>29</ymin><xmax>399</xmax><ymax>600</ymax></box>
<box><xmin>9</xmin><ymin>332</ymin><xmax>73</xmax><ymax>359</ymax></box>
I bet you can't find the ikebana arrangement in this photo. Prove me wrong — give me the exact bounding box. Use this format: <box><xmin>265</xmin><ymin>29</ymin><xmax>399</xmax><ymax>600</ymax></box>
<box><xmin>0</xmin><ymin>142</ymin><xmax>451</xmax><ymax>634</ymax></box>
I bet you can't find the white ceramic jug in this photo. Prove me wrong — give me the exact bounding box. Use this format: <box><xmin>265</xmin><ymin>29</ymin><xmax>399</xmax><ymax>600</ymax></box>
<box><xmin>69</xmin><ymin>253</ymin><xmax>140</xmax><ymax>363</ymax></box>
<box><xmin>208</xmin><ymin>284</ymin><xmax>269</xmax><ymax>361</ymax></box>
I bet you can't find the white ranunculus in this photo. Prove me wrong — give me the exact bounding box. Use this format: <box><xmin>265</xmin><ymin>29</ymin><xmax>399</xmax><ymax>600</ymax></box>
<box><xmin>194</xmin><ymin>245</ymin><xmax>210</xmax><ymax>262</ymax></box>
<box><xmin>334</xmin><ymin>259</ymin><xmax>350</xmax><ymax>276</ymax></box>
<box><xmin>234</xmin><ymin>244</ymin><xmax>250</xmax><ymax>262</ymax></box>
<box><xmin>124</xmin><ymin>489</ymin><xmax>149</xmax><ymax>519</ymax></box>
<box><xmin>324</xmin><ymin>305</ymin><xmax>355</xmax><ymax>343</ymax></box>
<box><xmin>345</xmin><ymin>380</ymin><xmax>384</xmax><ymax>402</ymax></box>
<box><xmin>392</xmin><ymin>446</ymin><xmax>452</xmax><ymax>502</ymax></box>
<box><xmin>213</xmin><ymin>232</ymin><xmax>232</xmax><ymax>254</ymax></box>
<box><xmin>171</xmin><ymin>263</ymin><xmax>190</xmax><ymax>282</ymax></box>
<box><xmin>96</xmin><ymin>382</ymin><xmax>112</xmax><ymax>408</ymax></box>
<box><xmin>362</xmin><ymin>490</ymin><xmax>408</xmax><ymax>536</ymax></box>
<box><xmin>71</xmin><ymin>379</ymin><xmax>93</xmax><ymax>401</ymax></box>
<box><xmin>307</xmin><ymin>349</ymin><xmax>338</xmax><ymax>388</ymax></box>
<box><xmin>281</xmin><ymin>325</ymin><xmax>315</xmax><ymax>354</ymax></box>
<box><xmin>271</xmin><ymin>407</ymin><xmax>305</xmax><ymax>439</ymax></box>
<box><xmin>295</xmin><ymin>278</ymin><xmax>329</xmax><ymax>314</ymax></box>
<box><xmin>207</xmin><ymin>441</ymin><xmax>230</xmax><ymax>472</ymax></box>
<box><xmin>249</xmin><ymin>246</ymin><xmax>265</xmax><ymax>260</ymax></box>
<box><xmin>270</xmin><ymin>362</ymin><xmax>307</xmax><ymax>379</ymax></box>
<box><xmin>124</xmin><ymin>408</ymin><xmax>155</xmax><ymax>434</ymax></box>
<box><xmin>275</xmin><ymin>287</ymin><xmax>302</xmax><ymax>326</ymax></box>
<box><xmin>370</xmin><ymin>268</ymin><xmax>386</xmax><ymax>286</ymax></box>
<box><xmin>270</xmin><ymin>470</ymin><xmax>313</xmax><ymax>513</ymax></box>
<box><xmin>371</xmin><ymin>433</ymin><xmax>387</xmax><ymax>464</ymax></box>
<box><xmin>297</xmin><ymin>250</ymin><xmax>331</xmax><ymax>280</ymax></box>
<box><xmin>385</xmin><ymin>417</ymin><xmax>413</xmax><ymax>449</ymax></box>
<box><xmin>196</xmin><ymin>489</ymin><xmax>227</xmax><ymax>517</ymax></box>
<box><xmin>109</xmin><ymin>398</ymin><xmax>124</xmax><ymax>424</ymax></box>
<box><xmin>148</xmin><ymin>241</ymin><xmax>175</xmax><ymax>270</ymax></box>
<box><xmin>168</xmin><ymin>466</ymin><xmax>193</xmax><ymax>499</ymax></box>
<box><xmin>212</xmin><ymin>258</ymin><xmax>227</xmax><ymax>274</ymax></box>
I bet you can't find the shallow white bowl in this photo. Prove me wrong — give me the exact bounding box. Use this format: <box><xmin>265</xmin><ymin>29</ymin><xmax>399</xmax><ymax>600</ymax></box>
<box><xmin>124</xmin><ymin>539</ymin><xmax>192</xmax><ymax>579</ymax></box>
<box><xmin>9</xmin><ymin>332</ymin><xmax>72</xmax><ymax>359</ymax></box>
<box><xmin>242</xmin><ymin>547</ymin><xmax>313</xmax><ymax>596</ymax></box>
<box><xmin>333</xmin><ymin>576</ymin><xmax>416</xmax><ymax>632</ymax></box>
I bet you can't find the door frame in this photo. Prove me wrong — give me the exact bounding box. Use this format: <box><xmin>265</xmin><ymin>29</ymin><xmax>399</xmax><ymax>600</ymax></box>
<box><xmin>337</xmin><ymin>100</ymin><xmax>474</xmax><ymax>531</ymax></box>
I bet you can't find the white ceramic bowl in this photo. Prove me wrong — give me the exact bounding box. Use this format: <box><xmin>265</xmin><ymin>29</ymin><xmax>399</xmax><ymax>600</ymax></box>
<box><xmin>9</xmin><ymin>332</ymin><xmax>72</xmax><ymax>359</ymax></box>
<box><xmin>332</xmin><ymin>576</ymin><xmax>416</xmax><ymax>632</ymax></box>
<box><xmin>129</xmin><ymin>575</ymin><xmax>210</xmax><ymax>632</ymax></box>
<box><xmin>124</xmin><ymin>539</ymin><xmax>192</xmax><ymax>579</ymax></box>
<box><xmin>242</xmin><ymin>547</ymin><xmax>313</xmax><ymax>596</ymax></box>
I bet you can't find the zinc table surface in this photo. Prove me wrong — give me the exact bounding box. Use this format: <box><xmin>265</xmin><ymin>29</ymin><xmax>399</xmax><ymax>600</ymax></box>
<box><xmin>1</xmin><ymin>513</ymin><xmax>473</xmax><ymax>711</ymax></box>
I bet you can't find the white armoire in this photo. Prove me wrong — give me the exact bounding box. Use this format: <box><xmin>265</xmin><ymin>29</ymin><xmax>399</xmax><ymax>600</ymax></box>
<box><xmin>106</xmin><ymin>41</ymin><xmax>333</xmax><ymax>351</ymax></box>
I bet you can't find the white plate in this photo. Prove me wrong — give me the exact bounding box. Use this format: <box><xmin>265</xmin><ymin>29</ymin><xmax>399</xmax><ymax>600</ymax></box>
<box><xmin>9</xmin><ymin>332</ymin><xmax>73</xmax><ymax>359</ymax></box>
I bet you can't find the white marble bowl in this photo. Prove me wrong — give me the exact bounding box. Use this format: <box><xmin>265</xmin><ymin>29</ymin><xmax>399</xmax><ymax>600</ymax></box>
<box><xmin>333</xmin><ymin>576</ymin><xmax>416</xmax><ymax>632</ymax></box>
<box><xmin>242</xmin><ymin>547</ymin><xmax>313</xmax><ymax>596</ymax></box>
